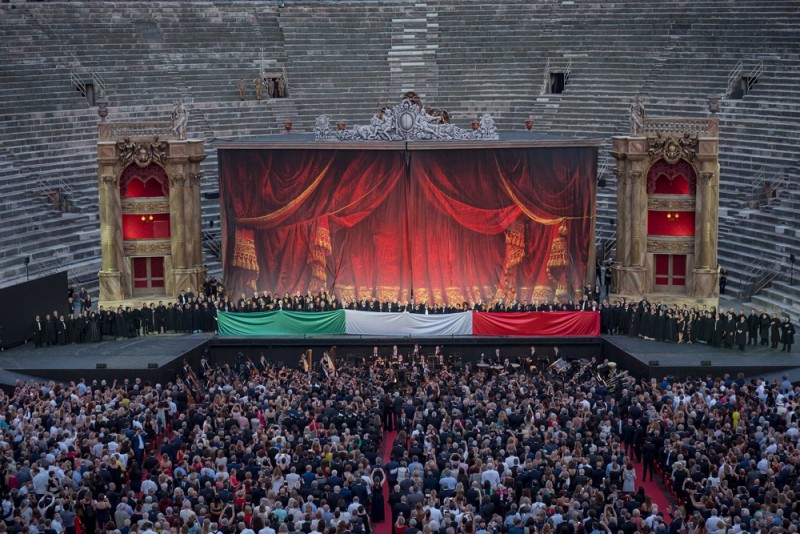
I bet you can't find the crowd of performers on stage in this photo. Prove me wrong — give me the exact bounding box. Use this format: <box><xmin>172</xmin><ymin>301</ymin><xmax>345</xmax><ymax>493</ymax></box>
<box><xmin>5</xmin><ymin>335</ymin><xmax>800</xmax><ymax>534</ymax></box>
<box><xmin>231</xmin><ymin>284</ymin><xmax>608</xmax><ymax>314</ymax></box>
<box><xmin>601</xmin><ymin>298</ymin><xmax>796</xmax><ymax>352</ymax></box>
<box><xmin>28</xmin><ymin>281</ymin><xmax>610</xmax><ymax>348</ymax></box>
<box><xmin>30</xmin><ymin>281</ymin><xmax>795</xmax><ymax>353</ymax></box>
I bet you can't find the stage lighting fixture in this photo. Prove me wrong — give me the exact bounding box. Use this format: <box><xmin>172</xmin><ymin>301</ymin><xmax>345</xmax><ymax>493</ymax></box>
<box><xmin>701</xmin><ymin>360</ymin><xmax>711</xmax><ymax>366</ymax></box>
<box><xmin>148</xmin><ymin>363</ymin><xmax>159</xmax><ymax>369</ymax></box>
<box><xmin>96</xmin><ymin>363</ymin><xmax>107</xmax><ymax>369</ymax></box>
<box><xmin>648</xmin><ymin>360</ymin><xmax>660</xmax><ymax>366</ymax></box>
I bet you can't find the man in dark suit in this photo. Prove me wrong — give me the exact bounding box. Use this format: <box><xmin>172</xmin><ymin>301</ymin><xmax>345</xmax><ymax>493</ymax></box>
<box><xmin>44</xmin><ymin>313</ymin><xmax>56</xmax><ymax>346</ymax></box>
<box><xmin>642</xmin><ymin>436</ymin><xmax>658</xmax><ymax>481</ymax></box>
<box><xmin>397</xmin><ymin>411</ymin><xmax>411</xmax><ymax>433</ymax></box>
<box><xmin>32</xmin><ymin>315</ymin><xmax>44</xmax><ymax>348</ymax></box>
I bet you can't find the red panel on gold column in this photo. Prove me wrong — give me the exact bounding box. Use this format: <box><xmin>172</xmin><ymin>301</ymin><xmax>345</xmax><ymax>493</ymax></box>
<box><xmin>647</xmin><ymin>210</ymin><xmax>695</xmax><ymax>236</ymax></box>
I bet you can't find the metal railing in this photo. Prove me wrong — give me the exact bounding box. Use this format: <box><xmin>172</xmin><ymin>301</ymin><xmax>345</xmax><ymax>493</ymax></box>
<box><xmin>541</xmin><ymin>58</ymin><xmax>572</xmax><ymax>95</ymax></box>
<box><xmin>726</xmin><ymin>59</ymin><xmax>743</xmax><ymax>98</ymax></box>
<box><xmin>741</xmin><ymin>256</ymin><xmax>784</xmax><ymax>301</ymax></box>
<box><xmin>597</xmin><ymin>159</ymin><xmax>609</xmax><ymax>182</ymax></box>
<box><xmin>745</xmin><ymin>60</ymin><xmax>764</xmax><ymax>92</ymax></box>
<box><xmin>749</xmin><ymin>168</ymin><xmax>790</xmax><ymax>209</ymax></box>
<box><xmin>37</xmin><ymin>177</ymin><xmax>79</xmax><ymax>213</ymax></box>
<box><xmin>70</xmin><ymin>66</ymin><xmax>107</xmax><ymax>102</ymax></box>
<box><xmin>726</xmin><ymin>59</ymin><xmax>764</xmax><ymax>98</ymax></box>
<box><xmin>203</xmin><ymin>229</ymin><xmax>221</xmax><ymax>259</ymax></box>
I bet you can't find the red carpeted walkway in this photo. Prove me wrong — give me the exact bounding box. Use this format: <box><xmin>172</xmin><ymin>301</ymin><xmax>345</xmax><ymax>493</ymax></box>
<box><xmin>371</xmin><ymin>433</ymin><xmax>672</xmax><ymax>531</ymax></box>
<box><xmin>630</xmin><ymin>457</ymin><xmax>672</xmax><ymax>524</ymax></box>
<box><xmin>376</xmin><ymin>430</ymin><xmax>398</xmax><ymax>534</ymax></box>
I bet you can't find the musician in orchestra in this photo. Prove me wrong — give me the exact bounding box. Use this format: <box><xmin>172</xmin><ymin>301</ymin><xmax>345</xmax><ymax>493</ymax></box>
<box><xmin>321</xmin><ymin>351</ymin><xmax>335</xmax><ymax>377</ymax></box>
<box><xmin>552</xmin><ymin>346</ymin><xmax>563</xmax><ymax>361</ymax></box>
<box><xmin>493</xmin><ymin>348</ymin><xmax>501</xmax><ymax>365</ymax></box>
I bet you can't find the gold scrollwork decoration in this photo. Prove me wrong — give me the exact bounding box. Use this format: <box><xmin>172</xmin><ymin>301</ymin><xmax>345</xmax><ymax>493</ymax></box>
<box><xmin>647</xmin><ymin>197</ymin><xmax>696</xmax><ymax>211</ymax></box>
<box><xmin>628</xmin><ymin>170</ymin><xmax>643</xmax><ymax>183</ymax></box>
<box><xmin>100</xmin><ymin>175</ymin><xmax>117</xmax><ymax>186</ymax></box>
<box><xmin>121</xmin><ymin>200</ymin><xmax>170</xmax><ymax>214</ymax></box>
<box><xmin>123</xmin><ymin>239</ymin><xmax>171</xmax><ymax>256</ymax></box>
<box><xmin>116</xmin><ymin>137</ymin><xmax>169</xmax><ymax>168</ymax></box>
<box><xmin>647</xmin><ymin>132</ymin><xmax>698</xmax><ymax>164</ymax></box>
<box><xmin>646</xmin><ymin>239</ymin><xmax>694</xmax><ymax>254</ymax></box>
<box><xmin>170</xmin><ymin>173</ymin><xmax>186</xmax><ymax>186</ymax></box>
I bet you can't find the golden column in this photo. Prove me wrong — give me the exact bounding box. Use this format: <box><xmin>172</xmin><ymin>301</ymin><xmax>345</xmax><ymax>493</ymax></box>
<box><xmin>97</xmin><ymin>173</ymin><xmax>123</xmax><ymax>300</ymax></box>
<box><xmin>613</xmin><ymin>167</ymin><xmax>629</xmax><ymax>266</ymax></box>
<box><xmin>169</xmin><ymin>173</ymin><xmax>187</xmax><ymax>270</ymax></box>
<box><xmin>627</xmin><ymin>169</ymin><xmax>646</xmax><ymax>266</ymax></box>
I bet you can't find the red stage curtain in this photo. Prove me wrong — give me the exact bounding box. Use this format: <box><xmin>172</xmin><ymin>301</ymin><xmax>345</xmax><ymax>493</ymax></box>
<box><xmin>220</xmin><ymin>146</ymin><xmax>595</xmax><ymax>304</ymax></box>
<box><xmin>409</xmin><ymin>148</ymin><xmax>594</xmax><ymax>305</ymax></box>
<box><xmin>220</xmin><ymin>149</ymin><xmax>409</xmax><ymax>302</ymax></box>
<box><xmin>471</xmin><ymin>311</ymin><xmax>600</xmax><ymax>336</ymax></box>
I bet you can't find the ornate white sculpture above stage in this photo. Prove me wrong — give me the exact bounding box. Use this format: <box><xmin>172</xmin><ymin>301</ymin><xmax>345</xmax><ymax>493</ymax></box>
<box><xmin>314</xmin><ymin>92</ymin><xmax>498</xmax><ymax>142</ymax></box>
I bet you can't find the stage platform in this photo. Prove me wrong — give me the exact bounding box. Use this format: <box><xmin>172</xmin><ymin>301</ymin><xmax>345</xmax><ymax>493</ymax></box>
<box><xmin>0</xmin><ymin>332</ymin><xmax>798</xmax><ymax>390</ymax></box>
<box><xmin>0</xmin><ymin>333</ymin><xmax>213</xmax><ymax>388</ymax></box>
<box><xmin>604</xmin><ymin>335</ymin><xmax>800</xmax><ymax>380</ymax></box>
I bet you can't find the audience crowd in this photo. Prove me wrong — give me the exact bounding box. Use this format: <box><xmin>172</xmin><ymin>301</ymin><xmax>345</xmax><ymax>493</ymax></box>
<box><xmin>1</xmin><ymin>347</ymin><xmax>799</xmax><ymax>534</ymax></box>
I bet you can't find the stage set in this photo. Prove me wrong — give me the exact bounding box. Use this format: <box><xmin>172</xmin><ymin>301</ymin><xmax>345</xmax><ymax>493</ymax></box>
<box><xmin>2</xmin><ymin>92</ymin><xmax>778</xmax><ymax>389</ymax></box>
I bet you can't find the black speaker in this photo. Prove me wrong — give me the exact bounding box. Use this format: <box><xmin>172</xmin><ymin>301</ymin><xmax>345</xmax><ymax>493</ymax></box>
<box><xmin>701</xmin><ymin>360</ymin><xmax>712</xmax><ymax>366</ymax></box>
<box><xmin>791</xmin><ymin>253</ymin><xmax>796</xmax><ymax>263</ymax></box>
<box><xmin>598</xmin><ymin>178</ymin><xmax>607</xmax><ymax>188</ymax></box>
<box><xmin>648</xmin><ymin>360</ymin><xmax>660</xmax><ymax>367</ymax></box>
<box><xmin>23</xmin><ymin>256</ymin><xmax>30</xmax><ymax>266</ymax></box>
<box><xmin>610</xmin><ymin>218</ymin><xmax>616</xmax><ymax>226</ymax></box>
<box><xmin>96</xmin><ymin>363</ymin><xmax>107</xmax><ymax>369</ymax></box>
<box><xmin>147</xmin><ymin>363</ymin><xmax>158</xmax><ymax>369</ymax></box>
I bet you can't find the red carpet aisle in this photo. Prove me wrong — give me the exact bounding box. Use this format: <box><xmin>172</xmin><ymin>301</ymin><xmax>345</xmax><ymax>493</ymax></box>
<box><xmin>377</xmin><ymin>430</ymin><xmax>398</xmax><ymax>534</ymax></box>
<box><xmin>630</xmin><ymin>457</ymin><xmax>672</xmax><ymax>524</ymax></box>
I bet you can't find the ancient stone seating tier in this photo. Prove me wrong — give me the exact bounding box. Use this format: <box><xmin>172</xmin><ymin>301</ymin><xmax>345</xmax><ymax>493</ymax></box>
<box><xmin>0</xmin><ymin>0</ymin><xmax>798</xmax><ymax>317</ymax></box>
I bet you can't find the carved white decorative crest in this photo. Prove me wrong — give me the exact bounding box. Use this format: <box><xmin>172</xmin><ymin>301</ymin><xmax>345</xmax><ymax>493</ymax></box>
<box><xmin>314</xmin><ymin>98</ymin><xmax>498</xmax><ymax>142</ymax></box>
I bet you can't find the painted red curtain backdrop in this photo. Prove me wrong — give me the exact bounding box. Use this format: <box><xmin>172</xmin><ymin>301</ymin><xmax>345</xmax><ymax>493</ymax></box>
<box><xmin>220</xmin><ymin>146</ymin><xmax>595</xmax><ymax>304</ymax></box>
<box><xmin>220</xmin><ymin>148</ymin><xmax>410</xmax><ymax>302</ymax></box>
<box><xmin>472</xmin><ymin>311</ymin><xmax>600</xmax><ymax>336</ymax></box>
<box><xmin>409</xmin><ymin>148</ymin><xmax>594</xmax><ymax>305</ymax></box>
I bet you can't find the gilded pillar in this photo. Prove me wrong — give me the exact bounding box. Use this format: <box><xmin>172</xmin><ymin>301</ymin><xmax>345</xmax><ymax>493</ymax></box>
<box><xmin>695</xmin><ymin>170</ymin><xmax>717</xmax><ymax>269</ymax></box>
<box><xmin>170</xmin><ymin>173</ymin><xmax>187</xmax><ymax>270</ymax></box>
<box><xmin>627</xmin><ymin>170</ymin><xmax>646</xmax><ymax>267</ymax></box>
<box><xmin>614</xmin><ymin>168</ymin><xmax>630</xmax><ymax>266</ymax></box>
<box><xmin>98</xmin><ymin>172</ymin><xmax>123</xmax><ymax>302</ymax></box>
<box><xmin>99</xmin><ymin>175</ymin><xmax>119</xmax><ymax>271</ymax></box>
